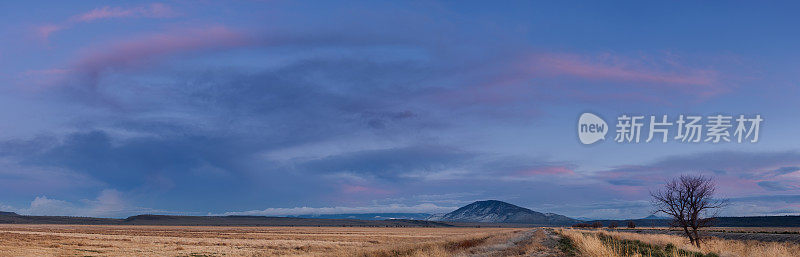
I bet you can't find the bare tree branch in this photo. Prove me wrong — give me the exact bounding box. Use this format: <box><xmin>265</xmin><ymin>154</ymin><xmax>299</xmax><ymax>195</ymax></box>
<box><xmin>650</xmin><ymin>174</ymin><xmax>727</xmax><ymax>247</ymax></box>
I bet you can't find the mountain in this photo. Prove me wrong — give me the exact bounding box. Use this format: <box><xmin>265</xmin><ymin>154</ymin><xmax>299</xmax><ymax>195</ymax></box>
<box><xmin>642</xmin><ymin>214</ymin><xmax>668</xmax><ymax>219</ymax></box>
<box><xmin>428</xmin><ymin>200</ymin><xmax>577</xmax><ymax>225</ymax></box>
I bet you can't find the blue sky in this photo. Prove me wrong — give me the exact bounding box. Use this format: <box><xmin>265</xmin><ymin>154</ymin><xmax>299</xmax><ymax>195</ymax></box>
<box><xmin>1</xmin><ymin>1</ymin><xmax>799</xmax><ymax>219</ymax></box>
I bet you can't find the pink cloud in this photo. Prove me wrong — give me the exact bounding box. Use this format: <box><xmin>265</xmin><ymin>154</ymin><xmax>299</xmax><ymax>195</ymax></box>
<box><xmin>35</xmin><ymin>3</ymin><xmax>178</xmax><ymax>41</ymax></box>
<box><xmin>433</xmin><ymin>52</ymin><xmax>726</xmax><ymax>111</ymax></box>
<box><xmin>35</xmin><ymin>24</ymin><xmax>65</xmax><ymax>40</ymax></box>
<box><xmin>73</xmin><ymin>26</ymin><xmax>250</xmax><ymax>77</ymax></box>
<box><xmin>71</xmin><ymin>3</ymin><xmax>177</xmax><ymax>22</ymax></box>
<box><xmin>534</xmin><ymin>53</ymin><xmax>718</xmax><ymax>86</ymax></box>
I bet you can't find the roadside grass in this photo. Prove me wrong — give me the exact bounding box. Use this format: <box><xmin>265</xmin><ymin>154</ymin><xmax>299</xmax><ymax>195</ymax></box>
<box><xmin>557</xmin><ymin>229</ymin><xmax>714</xmax><ymax>257</ymax></box>
<box><xmin>558</xmin><ymin>228</ymin><xmax>800</xmax><ymax>257</ymax></box>
<box><xmin>357</xmin><ymin>233</ymin><xmax>495</xmax><ymax>257</ymax></box>
<box><xmin>594</xmin><ymin>233</ymin><xmax>717</xmax><ymax>257</ymax></box>
<box><xmin>557</xmin><ymin>234</ymin><xmax>579</xmax><ymax>256</ymax></box>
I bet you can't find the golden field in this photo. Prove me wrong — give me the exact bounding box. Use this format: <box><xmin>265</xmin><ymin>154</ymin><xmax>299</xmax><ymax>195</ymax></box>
<box><xmin>2</xmin><ymin>224</ymin><xmax>799</xmax><ymax>256</ymax></box>
<box><xmin>615</xmin><ymin>227</ymin><xmax>800</xmax><ymax>234</ymax></box>
<box><xmin>557</xmin><ymin>228</ymin><xmax>800</xmax><ymax>257</ymax></box>
<box><xmin>0</xmin><ymin>224</ymin><xmax>550</xmax><ymax>256</ymax></box>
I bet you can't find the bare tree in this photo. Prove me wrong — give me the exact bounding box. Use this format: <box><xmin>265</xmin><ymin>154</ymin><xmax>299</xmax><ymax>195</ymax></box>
<box><xmin>651</xmin><ymin>175</ymin><xmax>727</xmax><ymax>247</ymax></box>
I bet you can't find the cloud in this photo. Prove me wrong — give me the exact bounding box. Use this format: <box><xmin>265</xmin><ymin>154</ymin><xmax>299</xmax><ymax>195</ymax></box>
<box><xmin>757</xmin><ymin>181</ymin><xmax>798</xmax><ymax>191</ymax></box>
<box><xmin>9</xmin><ymin>189</ymin><xmax>165</xmax><ymax>217</ymax></box>
<box><xmin>71</xmin><ymin>3</ymin><xmax>177</xmax><ymax>22</ymax></box>
<box><xmin>538</xmin><ymin>199</ymin><xmax>653</xmax><ymax>220</ymax></box>
<box><xmin>507</xmin><ymin>165</ymin><xmax>576</xmax><ymax>177</ymax></box>
<box><xmin>34</xmin><ymin>24</ymin><xmax>65</xmax><ymax>40</ymax></box>
<box><xmin>0</xmin><ymin>157</ymin><xmax>100</xmax><ymax>194</ymax></box>
<box><xmin>534</xmin><ymin>53</ymin><xmax>717</xmax><ymax>86</ymax></box>
<box><xmin>295</xmin><ymin>144</ymin><xmax>579</xmax><ymax>183</ymax></box>
<box><xmin>774</xmin><ymin>166</ymin><xmax>800</xmax><ymax>175</ymax></box>
<box><xmin>222</xmin><ymin>203</ymin><xmax>457</xmax><ymax>216</ymax></box>
<box><xmin>432</xmin><ymin>51</ymin><xmax>726</xmax><ymax>112</ymax></box>
<box><xmin>72</xmin><ymin>26</ymin><xmax>248</xmax><ymax>83</ymax></box>
<box><xmin>8</xmin><ymin>2</ymin><xmax>766</xmax><ymax>218</ymax></box>
<box><xmin>30</xmin><ymin>15</ymin><xmax>727</xmax><ymax>112</ymax></box>
<box><xmin>301</xmin><ymin>145</ymin><xmax>474</xmax><ymax>181</ymax></box>
<box><xmin>35</xmin><ymin>3</ymin><xmax>178</xmax><ymax>40</ymax></box>
<box><xmin>594</xmin><ymin>151</ymin><xmax>800</xmax><ymax>196</ymax></box>
<box><xmin>724</xmin><ymin>195</ymin><xmax>800</xmax><ymax>216</ymax></box>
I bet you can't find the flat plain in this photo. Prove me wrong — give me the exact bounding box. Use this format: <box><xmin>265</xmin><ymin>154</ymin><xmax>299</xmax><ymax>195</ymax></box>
<box><xmin>614</xmin><ymin>227</ymin><xmax>800</xmax><ymax>243</ymax></box>
<box><xmin>0</xmin><ymin>224</ymin><xmax>550</xmax><ymax>256</ymax></box>
<box><xmin>3</xmin><ymin>224</ymin><xmax>800</xmax><ymax>256</ymax></box>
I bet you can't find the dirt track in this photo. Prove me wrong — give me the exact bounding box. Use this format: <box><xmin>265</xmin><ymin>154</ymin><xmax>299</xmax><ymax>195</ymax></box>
<box><xmin>468</xmin><ymin>228</ymin><xmax>566</xmax><ymax>257</ymax></box>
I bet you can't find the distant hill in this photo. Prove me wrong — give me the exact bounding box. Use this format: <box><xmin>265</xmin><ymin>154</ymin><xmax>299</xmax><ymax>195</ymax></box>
<box><xmin>0</xmin><ymin>214</ymin><xmax>453</xmax><ymax>227</ymax></box>
<box><xmin>2</xmin><ymin>208</ymin><xmax>800</xmax><ymax>227</ymax></box>
<box><xmin>427</xmin><ymin>200</ymin><xmax>577</xmax><ymax>225</ymax></box>
<box><xmin>121</xmin><ymin>215</ymin><xmax>452</xmax><ymax>227</ymax></box>
<box><xmin>292</xmin><ymin>213</ymin><xmax>431</xmax><ymax>220</ymax></box>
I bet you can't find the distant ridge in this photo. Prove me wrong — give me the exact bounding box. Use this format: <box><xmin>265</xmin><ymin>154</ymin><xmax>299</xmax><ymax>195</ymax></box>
<box><xmin>427</xmin><ymin>200</ymin><xmax>577</xmax><ymax>225</ymax></box>
<box><xmin>589</xmin><ymin>215</ymin><xmax>800</xmax><ymax>227</ymax></box>
<box><xmin>291</xmin><ymin>213</ymin><xmax>431</xmax><ymax>220</ymax></box>
<box><xmin>1</xmin><ymin>209</ymin><xmax>800</xmax><ymax>227</ymax></box>
<box><xmin>0</xmin><ymin>213</ymin><xmax>452</xmax><ymax>227</ymax></box>
<box><xmin>642</xmin><ymin>214</ymin><xmax>667</xmax><ymax>220</ymax></box>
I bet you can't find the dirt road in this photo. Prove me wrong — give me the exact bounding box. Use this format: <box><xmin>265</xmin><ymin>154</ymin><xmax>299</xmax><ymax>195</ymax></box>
<box><xmin>467</xmin><ymin>228</ymin><xmax>568</xmax><ymax>257</ymax></box>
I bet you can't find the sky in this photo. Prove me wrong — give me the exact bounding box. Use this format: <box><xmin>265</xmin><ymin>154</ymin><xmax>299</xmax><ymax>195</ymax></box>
<box><xmin>1</xmin><ymin>1</ymin><xmax>800</xmax><ymax>219</ymax></box>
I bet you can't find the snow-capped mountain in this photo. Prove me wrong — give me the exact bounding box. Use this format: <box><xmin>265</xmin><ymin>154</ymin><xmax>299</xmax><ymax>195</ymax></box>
<box><xmin>427</xmin><ymin>200</ymin><xmax>577</xmax><ymax>225</ymax></box>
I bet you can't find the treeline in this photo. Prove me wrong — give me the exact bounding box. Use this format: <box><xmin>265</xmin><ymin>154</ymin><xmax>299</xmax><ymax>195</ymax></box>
<box><xmin>585</xmin><ymin>216</ymin><xmax>800</xmax><ymax>228</ymax></box>
<box><xmin>572</xmin><ymin>221</ymin><xmax>636</xmax><ymax>229</ymax></box>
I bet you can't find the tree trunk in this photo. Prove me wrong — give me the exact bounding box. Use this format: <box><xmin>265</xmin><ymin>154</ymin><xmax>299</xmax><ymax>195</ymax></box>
<box><xmin>682</xmin><ymin>226</ymin><xmax>695</xmax><ymax>245</ymax></box>
<box><xmin>692</xmin><ymin>229</ymin><xmax>701</xmax><ymax>247</ymax></box>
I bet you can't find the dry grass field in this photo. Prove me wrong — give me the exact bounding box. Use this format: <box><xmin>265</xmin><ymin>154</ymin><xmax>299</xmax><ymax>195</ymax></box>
<box><xmin>616</xmin><ymin>227</ymin><xmax>800</xmax><ymax>234</ymax></box>
<box><xmin>0</xmin><ymin>224</ymin><xmax>553</xmax><ymax>256</ymax></box>
<box><xmin>557</xmin><ymin>228</ymin><xmax>800</xmax><ymax>257</ymax></box>
<box><xmin>3</xmin><ymin>224</ymin><xmax>798</xmax><ymax>256</ymax></box>
<box><xmin>611</xmin><ymin>227</ymin><xmax>800</xmax><ymax>243</ymax></box>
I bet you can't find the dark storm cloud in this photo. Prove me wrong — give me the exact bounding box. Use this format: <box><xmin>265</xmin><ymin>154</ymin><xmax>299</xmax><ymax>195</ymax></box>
<box><xmin>22</xmin><ymin>131</ymin><xmax>252</xmax><ymax>191</ymax></box>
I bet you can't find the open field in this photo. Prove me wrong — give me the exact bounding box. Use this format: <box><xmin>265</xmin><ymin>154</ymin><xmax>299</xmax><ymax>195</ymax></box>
<box><xmin>616</xmin><ymin>227</ymin><xmax>800</xmax><ymax>234</ymax></box>
<box><xmin>3</xmin><ymin>224</ymin><xmax>799</xmax><ymax>256</ymax></box>
<box><xmin>611</xmin><ymin>227</ymin><xmax>800</xmax><ymax>243</ymax></box>
<box><xmin>557</xmin><ymin>228</ymin><xmax>800</xmax><ymax>257</ymax></box>
<box><xmin>0</xmin><ymin>224</ymin><xmax>562</xmax><ymax>256</ymax></box>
